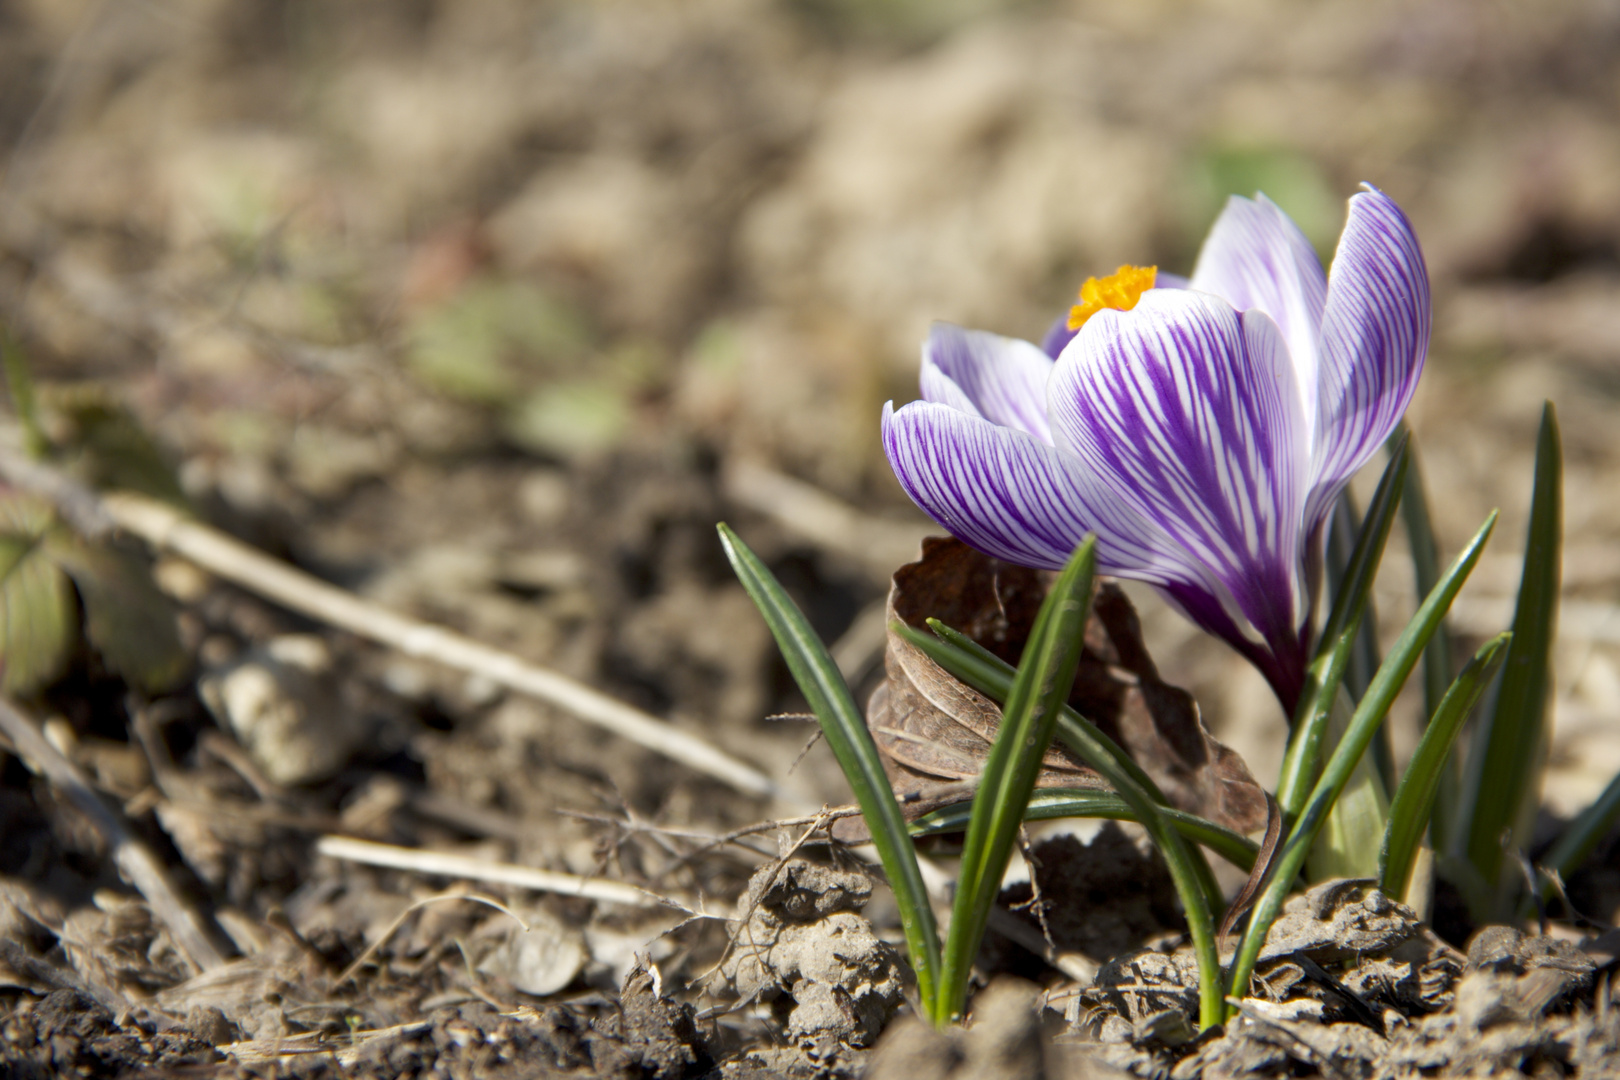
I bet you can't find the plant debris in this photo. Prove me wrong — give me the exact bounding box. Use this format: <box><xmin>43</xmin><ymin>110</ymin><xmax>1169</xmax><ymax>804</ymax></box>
<box><xmin>1077</xmin><ymin>880</ymin><xmax>1620</xmax><ymax>1078</ymax></box>
<box><xmin>2</xmin><ymin>1</ymin><xmax>1620</xmax><ymax>1077</ymax></box>
<box><xmin>841</xmin><ymin>538</ymin><xmax>1267</xmax><ymax>840</ymax></box>
<box><xmin>722</xmin><ymin>859</ymin><xmax>908</xmax><ymax>1072</ymax></box>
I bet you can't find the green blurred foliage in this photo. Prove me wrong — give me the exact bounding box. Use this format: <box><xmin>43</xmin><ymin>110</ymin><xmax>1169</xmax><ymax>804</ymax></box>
<box><xmin>506</xmin><ymin>379</ymin><xmax>632</xmax><ymax>460</ymax></box>
<box><xmin>0</xmin><ymin>494</ymin><xmax>187</xmax><ymax>695</ymax></box>
<box><xmin>0</xmin><ymin>498</ymin><xmax>76</xmax><ymax>695</ymax></box>
<box><xmin>37</xmin><ymin>384</ymin><xmax>189</xmax><ymax>507</ymax></box>
<box><xmin>51</xmin><ymin>535</ymin><xmax>189</xmax><ymax>694</ymax></box>
<box><xmin>2</xmin><ymin>330</ymin><xmax>46</xmax><ymax>458</ymax></box>
<box><xmin>404</xmin><ymin>277</ymin><xmax>594</xmax><ymax>403</ymax></box>
<box><xmin>787</xmin><ymin>0</ymin><xmax>1041</xmax><ymax>42</ymax></box>
<box><xmin>0</xmin><ymin>346</ymin><xmax>188</xmax><ymax>695</ymax></box>
<box><xmin>1182</xmin><ymin>145</ymin><xmax>1341</xmax><ymax>259</ymax></box>
<box><xmin>687</xmin><ymin>320</ymin><xmax>745</xmax><ymax>378</ymax></box>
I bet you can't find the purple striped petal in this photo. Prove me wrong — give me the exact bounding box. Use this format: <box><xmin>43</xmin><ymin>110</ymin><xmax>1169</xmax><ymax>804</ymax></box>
<box><xmin>1048</xmin><ymin>289</ymin><xmax>1310</xmax><ymax>649</ymax></box>
<box><xmin>922</xmin><ymin>324</ymin><xmax>1054</xmax><ymax>443</ymax></box>
<box><xmin>1160</xmin><ymin>579</ymin><xmax>1308</xmax><ymax>711</ymax></box>
<box><xmin>1305</xmin><ymin>186</ymin><xmax>1430</xmax><ymax>533</ymax></box>
<box><xmin>883</xmin><ymin>400</ymin><xmax>1101</xmax><ymax>570</ymax></box>
<box><xmin>1190</xmin><ymin>194</ymin><xmax>1327</xmax><ymax>429</ymax></box>
<box><xmin>882</xmin><ymin>399</ymin><xmax>1201</xmax><ymax>583</ymax></box>
<box><xmin>919</xmin><ymin>362</ymin><xmax>984</xmax><ymax>417</ymax></box>
<box><xmin>1040</xmin><ymin>314</ymin><xmax>1077</xmax><ymax>361</ymax></box>
<box><xmin>1041</xmin><ymin>276</ymin><xmax>1190</xmax><ymax>360</ymax></box>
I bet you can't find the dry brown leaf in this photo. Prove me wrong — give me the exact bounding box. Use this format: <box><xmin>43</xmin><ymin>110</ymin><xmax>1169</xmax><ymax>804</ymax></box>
<box><xmin>836</xmin><ymin>538</ymin><xmax>1266</xmax><ymax>841</ymax></box>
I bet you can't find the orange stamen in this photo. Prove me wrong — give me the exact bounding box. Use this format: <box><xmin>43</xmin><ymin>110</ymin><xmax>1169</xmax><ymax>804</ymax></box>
<box><xmin>1067</xmin><ymin>264</ymin><xmax>1158</xmax><ymax>331</ymax></box>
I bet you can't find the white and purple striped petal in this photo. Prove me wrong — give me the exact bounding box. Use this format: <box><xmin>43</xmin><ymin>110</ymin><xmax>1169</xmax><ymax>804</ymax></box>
<box><xmin>918</xmin><ymin>362</ymin><xmax>984</xmax><ymax>418</ymax></box>
<box><xmin>1190</xmin><ymin>194</ymin><xmax>1327</xmax><ymax>432</ymax></box>
<box><xmin>881</xmin><ymin>186</ymin><xmax>1428</xmax><ymax>715</ymax></box>
<box><xmin>1306</xmin><ymin>187</ymin><xmax>1430</xmax><ymax>533</ymax></box>
<box><xmin>922</xmin><ymin>324</ymin><xmax>1054</xmax><ymax>442</ymax></box>
<box><xmin>1040</xmin><ymin>315</ymin><xmax>1078</xmax><ymax>361</ymax></box>
<box><xmin>1048</xmin><ymin>289</ymin><xmax>1310</xmax><ymax>654</ymax></box>
<box><xmin>883</xmin><ymin>399</ymin><xmax>1111</xmax><ymax>570</ymax></box>
<box><xmin>883</xmin><ymin>398</ymin><xmax>1255</xmax><ymax>613</ymax></box>
<box><xmin>1040</xmin><ymin>274</ymin><xmax>1189</xmax><ymax>360</ymax></box>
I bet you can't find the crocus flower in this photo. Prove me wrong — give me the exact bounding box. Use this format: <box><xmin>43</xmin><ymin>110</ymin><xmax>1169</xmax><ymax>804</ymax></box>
<box><xmin>882</xmin><ymin>187</ymin><xmax>1429</xmax><ymax>713</ymax></box>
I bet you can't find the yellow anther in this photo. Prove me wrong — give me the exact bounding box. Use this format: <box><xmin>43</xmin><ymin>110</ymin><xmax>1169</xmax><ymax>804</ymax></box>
<box><xmin>1067</xmin><ymin>264</ymin><xmax>1158</xmax><ymax>331</ymax></box>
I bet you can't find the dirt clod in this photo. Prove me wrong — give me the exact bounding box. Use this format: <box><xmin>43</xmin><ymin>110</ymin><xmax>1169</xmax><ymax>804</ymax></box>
<box><xmin>0</xmin><ymin>989</ymin><xmax>218</xmax><ymax>1077</ymax></box>
<box><xmin>589</xmin><ymin>961</ymin><xmax>712</xmax><ymax>1080</ymax></box>
<box><xmin>1259</xmin><ymin>878</ymin><xmax>1420</xmax><ymax>964</ymax></box>
<box><xmin>723</xmin><ymin>860</ymin><xmax>906</xmax><ymax>1055</ymax></box>
<box><xmin>184</xmin><ymin>1004</ymin><xmax>241</xmax><ymax>1046</ymax></box>
<box><xmin>865</xmin><ymin>978</ymin><xmax>1113</xmax><ymax>1080</ymax></box>
<box><xmin>1075</xmin><ymin>880</ymin><xmax>1620</xmax><ymax>1077</ymax></box>
<box><xmin>993</xmin><ymin>824</ymin><xmax>1182</xmax><ymax>971</ymax></box>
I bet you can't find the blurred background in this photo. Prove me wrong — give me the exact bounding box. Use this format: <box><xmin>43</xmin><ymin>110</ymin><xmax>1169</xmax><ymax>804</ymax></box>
<box><xmin>1</xmin><ymin>0</ymin><xmax>1618</xmax><ymax>826</ymax></box>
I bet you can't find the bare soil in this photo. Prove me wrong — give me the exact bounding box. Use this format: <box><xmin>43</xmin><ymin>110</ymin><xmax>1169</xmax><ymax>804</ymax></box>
<box><xmin>2</xmin><ymin>1</ymin><xmax>1620</xmax><ymax>1077</ymax></box>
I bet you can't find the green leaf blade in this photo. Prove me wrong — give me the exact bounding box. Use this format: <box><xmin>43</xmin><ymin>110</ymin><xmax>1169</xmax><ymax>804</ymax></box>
<box><xmin>903</xmin><ymin>562</ymin><xmax>1226</xmax><ymax>1028</ymax></box>
<box><xmin>716</xmin><ymin>523</ymin><xmax>941</xmax><ymax>1014</ymax></box>
<box><xmin>1379</xmin><ymin>632</ymin><xmax>1511</xmax><ymax>902</ymax></box>
<box><xmin>0</xmin><ymin>497</ymin><xmax>76</xmax><ymax>694</ymax></box>
<box><xmin>905</xmin><ymin>619</ymin><xmax>1171</xmax><ymax>806</ymax></box>
<box><xmin>1458</xmin><ymin>404</ymin><xmax>1561</xmax><ymax>914</ymax></box>
<box><xmin>1393</xmin><ymin>426</ymin><xmax>1460</xmax><ymax>848</ymax></box>
<box><xmin>1276</xmin><ymin>614</ymin><xmax>1364</xmax><ymax>822</ymax></box>
<box><xmin>46</xmin><ymin>537</ymin><xmax>188</xmax><ymax>692</ymax></box>
<box><xmin>1226</xmin><ymin>506</ymin><xmax>1498</xmax><ymax>1017</ymax></box>
<box><xmin>910</xmin><ymin>789</ymin><xmax>1260</xmax><ymax>871</ymax></box>
<box><xmin>937</xmin><ymin>538</ymin><xmax>1097</xmax><ymax>1023</ymax></box>
<box><xmin>1316</xmin><ymin>435</ymin><xmax>1409</xmax><ymax>661</ymax></box>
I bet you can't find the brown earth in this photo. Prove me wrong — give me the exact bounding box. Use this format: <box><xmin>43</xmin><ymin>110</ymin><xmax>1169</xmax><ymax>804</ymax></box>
<box><xmin>1</xmin><ymin>1</ymin><xmax>1619</xmax><ymax>1077</ymax></box>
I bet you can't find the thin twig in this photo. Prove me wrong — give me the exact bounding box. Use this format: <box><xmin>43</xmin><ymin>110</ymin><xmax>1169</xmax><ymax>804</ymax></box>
<box><xmin>337</xmin><ymin>890</ymin><xmax>529</xmax><ymax>985</ymax></box>
<box><xmin>0</xmin><ymin>433</ymin><xmax>796</xmax><ymax>806</ymax></box>
<box><xmin>558</xmin><ymin>808</ymin><xmax>781</xmax><ymax>861</ymax></box>
<box><xmin>654</xmin><ymin>806</ymin><xmax>868</xmax><ymax>872</ymax></box>
<box><xmin>698</xmin><ymin>807</ymin><xmax>843</xmax><ymax>987</ymax></box>
<box><xmin>1225</xmin><ymin>996</ymin><xmax>1358</xmax><ymax>1080</ymax></box>
<box><xmin>0</xmin><ymin>695</ymin><xmax>227</xmax><ymax>973</ymax></box>
<box><xmin>106</xmin><ymin>491</ymin><xmax>787</xmax><ymax>802</ymax></box>
<box><xmin>108</xmin><ymin>491</ymin><xmax>789</xmax><ymax>803</ymax></box>
<box><xmin>313</xmin><ymin>835</ymin><xmax>699</xmax><ymax>912</ymax></box>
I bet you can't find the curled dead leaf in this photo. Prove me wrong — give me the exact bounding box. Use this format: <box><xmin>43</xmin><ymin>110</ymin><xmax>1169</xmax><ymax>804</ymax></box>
<box><xmin>835</xmin><ymin>538</ymin><xmax>1266</xmax><ymax>842</ymax></box>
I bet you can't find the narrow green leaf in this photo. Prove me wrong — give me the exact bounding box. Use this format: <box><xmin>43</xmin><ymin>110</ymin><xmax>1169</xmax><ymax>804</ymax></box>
<box><xmin>1379</xmin><ymin>633</ymin><xmax>1511</xmax><ymax>902</ymax></box>
<box><xmin>1316</xmin><ymin>435</ymin><xmax>1408</xmax><ymax>661</ymax></box>
<box><xmin>716</xmin><ymin>524</ymin><xmax>941</xmax><ymax>1012</ymax></box>
<box><xmin>910</xmin><ymin>619</ymin><xmax>1170</xmax><ymax>805</ymax></box>
<box><xmin>911</xmin><ymin>602</ymin><xmax>1227</xmax><ymax>1027</ymax></box>
<box><xmin>910</xmin><ymin>789</ymin><xmax>1260</xmax><ymax>871</ymax></box>
<box><xmin>1394</xmin><ymin>425</ymin><xmax>1460</xmax><ymax>850</ymax></box>
<box><xmin>1304</xmin><ymin>686</ymin><xmax>1391</xmax><ymax>882</ymax></box>
<box><xmin>938</xmin><ymin>538</ymin><xmax>1096</xmax><ymax>1024</ymax></box>
<box><xmin>45</xmin><ymin>536</ymin><xmax>188</xmax><ymax>692</ymax></box>
<box><xmin>913</xmin><ymin>616</ymin><xmax>1227</xmax><ymax>927</ymax></box>
<box><xmin>1320</xmin><ymin>441</ymin><xmax>1409</xmax><ymax>789</ymax></box>
<box><xmin>1542</xmin><ymin>769</ymin><xmax>1620</xmax><ymax>884</ymax></box>
<box><xmin>1458</xmin><ymin>403</ymin><xmax>1561</xmax><ymax>914</ymax></box>
<box><xmin>1226</xmin><ymin>508</ymin><xmax>1497</xmax><ymax>1017</ymax></box>
<box><xmin>0</xmin><ymin>496</ymin><xmax>75</xmax><ymax>694</ymax></box>
<box><xmin>1324</xmin><ymin>491</ymin><xmax>1382</xmax><ymax>693</ymax></box>
<box><xmin>1275</xmin><ymin>614</ymin><xmax>1364</xmax><ymax>822</ymax></box>
<box><xmin>1</xmin><ymin>327</ymin><xmax>48</xmax><ymax>458</ymax></box>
